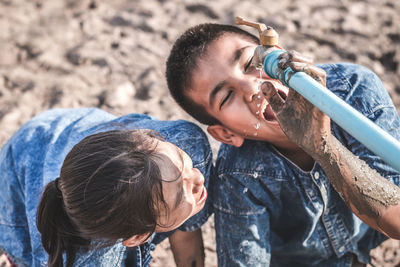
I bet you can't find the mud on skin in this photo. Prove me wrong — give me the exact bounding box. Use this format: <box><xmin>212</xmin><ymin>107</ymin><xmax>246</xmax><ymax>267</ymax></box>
<box><xmin>322</xmin><ymin>137</ymin><xmax>400</xmax><ymax>220</ymax></box>
<box><xmin>261</xmin><ymin>59</ymin><xmax>400</xmax><ymax>225</ymax></box>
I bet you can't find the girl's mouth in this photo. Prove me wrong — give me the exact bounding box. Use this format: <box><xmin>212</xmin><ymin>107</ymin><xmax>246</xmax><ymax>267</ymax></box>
<box><xmin>198</xmin><ymin>186</ymin><xmax>207</xmax><ymax>204</ymax></box>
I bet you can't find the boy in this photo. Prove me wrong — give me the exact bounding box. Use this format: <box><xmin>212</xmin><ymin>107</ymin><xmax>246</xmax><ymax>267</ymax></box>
<box><xmin>166</xmin><ymin>23</ymin><xmax>400</xmax><ymax>266</ymax></box>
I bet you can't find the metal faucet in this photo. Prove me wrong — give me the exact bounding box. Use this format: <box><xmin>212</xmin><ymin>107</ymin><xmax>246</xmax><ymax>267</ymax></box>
<box><xmin>235</xmin><ymin>16</ymin><xmax>279</xmax><ymax>68</ymax></box>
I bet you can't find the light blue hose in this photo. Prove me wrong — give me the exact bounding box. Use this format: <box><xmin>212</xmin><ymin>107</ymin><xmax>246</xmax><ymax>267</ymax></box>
<box><xmin>264</xmin><ymin>49</ymin><xmax>400</xmax><ymax>172</ymax></box>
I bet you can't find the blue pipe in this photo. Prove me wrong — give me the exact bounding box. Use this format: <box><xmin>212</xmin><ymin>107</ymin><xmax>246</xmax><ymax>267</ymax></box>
<box><xmin>264</xmin><ymin>49</ymin><xmax>400</xmax><ymax>172</ymax></box>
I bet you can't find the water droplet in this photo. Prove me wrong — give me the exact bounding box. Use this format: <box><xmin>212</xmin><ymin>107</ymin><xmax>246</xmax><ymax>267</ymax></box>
<box><xmin>253</xmin><ymin>132</ymin><xmax>258</xmax><ymax>136</ymax></box>
<box><xmin>257</xmin><ymin>94</ymin><xmax>261</xmax><ymax>99</ymax></box>
<box><xmin>254</xmin><ymin>122</ymin><xmax>260</xmax><ymax>129</ymax></box>
<box><xmin>256</xmin><ymin>111</ymin><xmax>259</xmax><ymax>115</ymax></box>
<box><xmin>257</xmin><ymin>103</ymin><xmax>261</xmax><ymax>108</ymax></box>
<box><xmin>257</xmin><ymin>67</ymin><xmax>263</xmax><ymax>80</ymax></box>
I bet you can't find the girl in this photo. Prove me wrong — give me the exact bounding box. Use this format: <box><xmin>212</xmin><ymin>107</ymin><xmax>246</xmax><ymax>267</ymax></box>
<box><xmin>0</xmin><ymin>108</ymin><xmax>213</xmax><ymax>267</ymax></box>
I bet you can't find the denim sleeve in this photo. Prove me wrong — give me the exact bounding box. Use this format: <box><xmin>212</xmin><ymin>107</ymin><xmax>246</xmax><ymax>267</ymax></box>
<box><xmin>0</xmin><ymin>143</ymin><xmax>31</xmax><ymax>267</ymax></box>
<box><xmin>214</xmin><ymin>173</ymin><xmax>271</xmax><ymax>267</ymax></box>
<box><xmin>329</xmin><ymin>63</ymin><xmax>400</xmax><ymax>184</ymax></box>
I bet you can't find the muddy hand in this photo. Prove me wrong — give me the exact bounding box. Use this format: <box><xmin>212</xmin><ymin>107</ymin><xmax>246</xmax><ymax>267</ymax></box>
<box><xmin>278</xmin><ymin>50</ymin><xmax>327</xmax><ymax>86</ymax></box>
<box><xmin>261</xmin><ymin>79</ymin><xmax>330</xmax><ymax>155</ymax></box>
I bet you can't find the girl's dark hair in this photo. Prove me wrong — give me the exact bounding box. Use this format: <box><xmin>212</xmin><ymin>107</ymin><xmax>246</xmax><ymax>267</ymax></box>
<box><xmin>37</xmin><ymin>129</ymin><xmax>168</xmax><ymax>267</ymax></box>
<box><xmin>166</xmin><ymin>23</ymin><xmax>259</xmax><ymax>125</ymax></box>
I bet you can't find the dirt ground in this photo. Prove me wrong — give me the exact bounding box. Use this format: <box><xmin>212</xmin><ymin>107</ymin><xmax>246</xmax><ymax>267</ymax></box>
<box><xmin>1</xmin><ymin>0</ymin><xmax>400</xmax><ymax>266</ymax></box>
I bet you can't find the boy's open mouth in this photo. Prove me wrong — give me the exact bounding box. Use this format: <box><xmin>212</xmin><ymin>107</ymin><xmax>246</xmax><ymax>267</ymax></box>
<box><xmin>262</xmin><ymin>105</ymin><xmax>275</xmax><ymax>121</ymax></box>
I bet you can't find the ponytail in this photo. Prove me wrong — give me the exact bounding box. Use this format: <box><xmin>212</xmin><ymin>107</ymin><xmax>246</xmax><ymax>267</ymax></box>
<box><xmin>37</xmin><ymin>179</ymin><xmax>89</xmax><ymax>267</ymax></box>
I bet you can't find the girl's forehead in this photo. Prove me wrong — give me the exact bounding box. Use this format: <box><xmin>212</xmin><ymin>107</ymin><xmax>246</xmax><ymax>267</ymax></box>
<box><xmin>155</xmin><ymin>141</ymin><xmax>184</xmax><ymax>182</ymax></box>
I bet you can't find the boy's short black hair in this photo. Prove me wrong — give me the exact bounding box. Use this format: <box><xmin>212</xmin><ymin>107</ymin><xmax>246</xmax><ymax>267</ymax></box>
<box><xmin>166</xmin><ymin>23</ymin><xmax>259</xmax><ymax>125</ymax></box>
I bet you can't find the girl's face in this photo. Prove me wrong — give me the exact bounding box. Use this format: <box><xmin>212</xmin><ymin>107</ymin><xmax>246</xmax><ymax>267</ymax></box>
<box><xmin>154</xmin><ymin>140</ymin><xmax>207</xmax><ymax>232</ymax></box>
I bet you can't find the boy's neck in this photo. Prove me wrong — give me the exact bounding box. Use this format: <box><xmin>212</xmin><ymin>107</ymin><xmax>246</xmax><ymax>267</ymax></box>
<box><xmin>274</xmin><ymin>143</ymin><xmax>315</xmax><ymax>172</ymax></box>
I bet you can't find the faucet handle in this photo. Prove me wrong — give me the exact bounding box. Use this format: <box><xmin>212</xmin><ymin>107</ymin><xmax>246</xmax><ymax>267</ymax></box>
<box><xmin>236</xmin><ymin>16</ymin><xmax>267</xmax><ymax>32</ymax></box>
<box><xmin>235</xmin><ymin>16</ymin><xmax>279</xmax><ymax>47</ymax></box>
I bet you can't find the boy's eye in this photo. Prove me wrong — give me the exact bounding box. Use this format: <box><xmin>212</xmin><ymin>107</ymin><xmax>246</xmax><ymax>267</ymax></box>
<box><xmin>219</xmin><ymin>90</ymin><xmax>233</xmax><ymax>109</ymax></box>
<box><xmin>244</xmin><ymin>56</ymin><xmax>254</xmax><ymax>72</ymax></box>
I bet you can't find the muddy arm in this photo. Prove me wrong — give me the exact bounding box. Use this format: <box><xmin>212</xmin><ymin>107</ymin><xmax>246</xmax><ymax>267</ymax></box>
<box><xmin>316</xmin><ymin>135</ymin><xmax>400</xmax><ymax>239</ymax></box>
<box><xmin>262</xmin><ymin>59</ymin><xmax>400</xmax><ymax>239</ymax></box>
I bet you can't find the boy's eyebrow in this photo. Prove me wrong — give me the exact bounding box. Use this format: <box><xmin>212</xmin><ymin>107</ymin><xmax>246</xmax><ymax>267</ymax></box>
<box><xmin>209</xmin><ymin>46</ymin><xmax>250</xmax><ymax>107</ymax></box>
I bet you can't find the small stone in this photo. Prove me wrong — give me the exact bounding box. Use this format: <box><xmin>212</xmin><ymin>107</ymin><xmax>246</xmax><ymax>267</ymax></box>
<box><xmin>105</xmin><ymin>82</ymin><xmax>135</xmax><ymax>107</ymax></box>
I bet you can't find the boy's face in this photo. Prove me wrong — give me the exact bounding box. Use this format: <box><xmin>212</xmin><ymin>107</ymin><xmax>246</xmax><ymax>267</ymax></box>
<box><xmin>187</xmin><ymin>33</ymin><xmax>291</xmax><ymax>147</ymax></box>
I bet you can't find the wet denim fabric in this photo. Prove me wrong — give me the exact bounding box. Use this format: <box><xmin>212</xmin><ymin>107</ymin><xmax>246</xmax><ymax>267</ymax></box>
<box><xmin>214</xmin><ymin>63</ymin><xmax>400</xmax><ymax>267</ymax></box>
<box><xmin>0</xmin><ymin>108</ymin><xmax>214</xmax><ymax>267</ymax></box>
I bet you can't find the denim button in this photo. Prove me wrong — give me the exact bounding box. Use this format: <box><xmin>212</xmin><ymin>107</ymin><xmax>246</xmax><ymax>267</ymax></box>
<box><xmin>150</xmin><ymin>244</ymin><xmax>155</xmax><ymax>251</ymax></box>
<box><xmin>314</xmin><ymin>171</ymin><xmax>320</xmax><ymax>179</ymax></box>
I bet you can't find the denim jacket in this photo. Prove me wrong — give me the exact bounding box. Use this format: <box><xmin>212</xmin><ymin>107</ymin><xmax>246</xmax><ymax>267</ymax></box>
<box><xmin>0</xmin><ymin>108</ymin><xmax>214</xmax><ymax>267</ymax></box>
<box><xmin>214</xmin><ymin>63</ymin><xmax>400</xmax><ymax>266</ymax></box>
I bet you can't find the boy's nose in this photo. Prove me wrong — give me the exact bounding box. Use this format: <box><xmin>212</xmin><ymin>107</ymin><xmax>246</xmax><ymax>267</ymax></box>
<box><xmin>243</xmin><ymin>83</ymin><xmax>260</xmax><ymax>103</ymax></box>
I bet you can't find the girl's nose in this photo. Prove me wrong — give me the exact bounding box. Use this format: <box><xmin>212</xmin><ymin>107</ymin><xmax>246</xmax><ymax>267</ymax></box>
<box><xmin>191</xmin><ymin>168</ymin><xmax>204</xmax><ymax>194</ymax></box>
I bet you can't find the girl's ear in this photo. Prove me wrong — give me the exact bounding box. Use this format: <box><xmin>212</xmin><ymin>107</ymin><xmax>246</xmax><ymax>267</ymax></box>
<box><xmin>207</xmin><ymin>125</ymin><xmax>244</xmax><ymax>147</ymax></box>
<box><xmin>122</xmin><ymin>233</ymin><xmax>150</xmax><ymax>247</ymax></box>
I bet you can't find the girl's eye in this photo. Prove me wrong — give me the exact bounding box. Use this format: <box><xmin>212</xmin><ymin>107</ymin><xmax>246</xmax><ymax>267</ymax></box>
<box><xmin>219</xmin><ymin>90</ymin><xmax>233</xmax><ymax>109</ymax></box>
<box><xmin>244</xmin><ymin>56</ymin><xmax>254</xmax><ymax>72</ymax></box>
